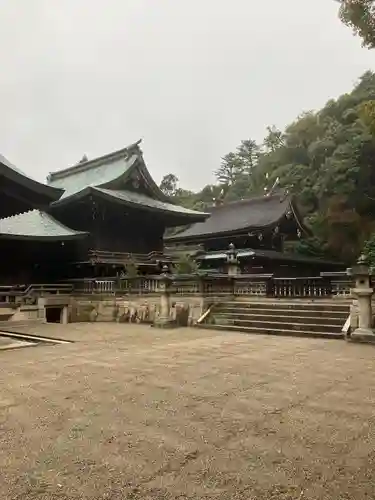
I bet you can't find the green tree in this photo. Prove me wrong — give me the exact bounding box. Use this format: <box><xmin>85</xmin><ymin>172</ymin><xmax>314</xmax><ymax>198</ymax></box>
<box><xmin>236</xmin><ymin>139</ymin><xmax>260</xmax><ymax>174</ymax></box>
<box><xmin>215</xmin><ymin>153</ymin><xmax>244</xmax><ymax>186</ymax></box>
<box><xmin>358</xmin><ymin>99</ymin><xmax>375</xmax><ymax>134</ymax></box>
<box><xmin>263</xmin><ymin>126</ymin><xmax>284</xmax><ymax>152</ymax></box>
<box><xmin>363</xmin><ymin>232</ymin><xmax>375</xmax><ymax>267</ymax></box>
<box><xmin>123</xmin><ymin>257</ymin><xmax>139</xmax><ymax>278</ymax></box>
<box><xmin>160</xmin><ymin>173</ymin><xmax>179</xmax><ymax>197</ymax></box>
<box><xmin>172</xmin><ymin>254</ymin><xmax>199</xmax><ymax>275</ymax></box>
<box><xmin>337</xmin><ymin>0</ymin><xmax>375</xmax><ymax>48</ymax></box>
<box><xmin>164</xmin><ymin>70</ymin><xmax>375</xmax><ymax>264</ymax></box>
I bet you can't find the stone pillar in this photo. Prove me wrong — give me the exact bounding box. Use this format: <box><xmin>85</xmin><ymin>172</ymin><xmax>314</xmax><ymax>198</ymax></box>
<box><xmin>61</xmin><ymin>306</ymin><xmax>69</xmax><ymax>325</ymax></box>
<box><xmin>37</xmin><ymin>297</ymin><xmax>47</xmax><ymax>322</ymax></box>
<box><xmin>347</xmin><ymin>254</ymin><xmax>374</xmax><ymax>343</ymax></box>
<box><xmin>154</xmin><ymin>265</ymin><xmax>175</xmax><ymax>329</ymax></box>
<box><xmin>226</xmin><ymin>243</ymin><xmax>240</xmax><ymax>276</ymax></box>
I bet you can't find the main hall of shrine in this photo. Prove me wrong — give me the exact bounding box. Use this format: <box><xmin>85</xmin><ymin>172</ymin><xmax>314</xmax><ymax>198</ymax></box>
<box><xmin>0</xmin><ymin>141</ymin><xmax>207</xmax><ymax>285</ymax></box>
<box><xmin>0</xmin><ymin>140</ymin><xmax>340</xmax><ymax>286</ymax></box>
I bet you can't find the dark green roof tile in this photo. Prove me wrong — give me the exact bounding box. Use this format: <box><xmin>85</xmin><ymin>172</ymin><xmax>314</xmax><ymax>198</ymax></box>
<box><xmin>0</xmin><ymin>210</ymin><xmax>87</xmax><ymax>240</ymax></box>
<box><xmin>48</xmin><ymin>152</ymin><xmax>136</xmax><ymax>199</ymax></box>
<box><xmin>96</xmin><ymin>188</ymin><xmax>208</xmax><ymax>217</ymax></box>
<box><xmin>166</xmin><ymin>193</ymin><xmax>293</xmax><ymax>241</ymax></box>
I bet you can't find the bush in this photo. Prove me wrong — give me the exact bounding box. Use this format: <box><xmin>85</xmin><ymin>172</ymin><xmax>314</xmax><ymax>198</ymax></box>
<box><xmin>172</xmin><ymin>254</ymin><xmax>199</xmax><ymax>275</ymax></box>
<box><xmin>363</xmin><ymin>233</ymin><xmax>375</xmax><ymax>268</ymax></box>
<box><xmin>123</xmin><ymin>258</ymin><xmax>139</xmax><ymax>278</ymax></box>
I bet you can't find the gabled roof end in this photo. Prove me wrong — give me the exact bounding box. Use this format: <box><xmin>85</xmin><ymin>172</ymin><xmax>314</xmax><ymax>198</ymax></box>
<box><xmin>47</xmin><ymin>139</ymin><xmax>142</xmax><ymax>183</ymax></box>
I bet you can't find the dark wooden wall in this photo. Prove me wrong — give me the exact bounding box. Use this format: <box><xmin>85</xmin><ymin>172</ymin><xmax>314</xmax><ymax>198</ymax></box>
<box><xmin>0</xmin><ymin>239</ymin><xmax>79</xmax><ymax>284</ymax></box>
<box><xmin>50</xmin><ymin>197</ymin><xmax>166</xmax><ymax>257</ymax></box>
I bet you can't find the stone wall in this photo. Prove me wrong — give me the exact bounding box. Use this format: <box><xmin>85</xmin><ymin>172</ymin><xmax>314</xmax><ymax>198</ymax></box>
<box><xmin>68</xmin><ymin>295</ymin><xmax>206</xmax><ymax>326</ymax></box>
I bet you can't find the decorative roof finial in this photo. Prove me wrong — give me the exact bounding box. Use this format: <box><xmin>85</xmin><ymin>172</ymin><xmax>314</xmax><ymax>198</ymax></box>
<box><xmin>79</xmin><ymin>154</ymin><xmax>88</xmax><ymax>164</ymax></box>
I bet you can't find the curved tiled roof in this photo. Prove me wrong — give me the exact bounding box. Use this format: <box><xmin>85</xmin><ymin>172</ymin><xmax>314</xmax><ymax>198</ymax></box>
<box><xmin>95</xmin><ymin>188</ymin><xmax>208</xmax><ymax>217</ymax></box>
<box><xmin>0</xmin><ymin>210</ymin><xmax>88</xmax><ymax>240</ymax></box>
<box><xmin>0</xmin><ymin>154</ymin><xmax>63</xmax><ymax>202</ymax></box>
<box><xmin>51</xmin><ymin>186</ymin><xmax>208</xmax><ymax>220</ymax></box>
<box><xmin>47</xmin><ymin>140</ymin><xmax>208</xmax><ymax>221</ymax></box>
<box><xmin>166</xmin><ymin>193</ymin><xmax>296</xmax><ymax>241</ymax></box>
<box><xmin>47</xmin><ymin>140</ymin><xmax>170</xmax><ymax>203</ymax></box>
<box><xmin>47</xmin><ymin>150</ymin><xmax>138</xmax><ymax>199</ymax></box>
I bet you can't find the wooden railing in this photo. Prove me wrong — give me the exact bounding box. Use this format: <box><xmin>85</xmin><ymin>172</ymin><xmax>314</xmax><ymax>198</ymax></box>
<box><xmin>88</xmin><ymin>250</ymin><xmax>177</xmax><ymax>266</ymax></box>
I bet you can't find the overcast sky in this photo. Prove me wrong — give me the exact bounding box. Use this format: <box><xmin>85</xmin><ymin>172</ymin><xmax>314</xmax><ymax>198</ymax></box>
<box><xmin>1</xmin><ymin>0</ymin><xmax>374</xmax><ymax>191</ymax></box>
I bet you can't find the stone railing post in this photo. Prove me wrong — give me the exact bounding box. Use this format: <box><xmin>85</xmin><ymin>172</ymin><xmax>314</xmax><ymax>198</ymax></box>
<box><xmin>154</xmin><ymin>265</ymin><xmax>175</xmax><ymax>329</ymax></box>
<box><xmin>347</xmin><ymin>254</ymin><xmax>374</xmax><ymax>343</ymax></box>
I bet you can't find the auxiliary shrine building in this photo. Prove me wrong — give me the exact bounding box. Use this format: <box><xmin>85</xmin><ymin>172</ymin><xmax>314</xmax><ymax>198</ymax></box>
<box><xmin>0</xmin><ymin>141</ymin><xmax>207</xmax><ymax>285</ymax></box>
<box><xmin>165</xmin><ymin>192</ymin><xmax>340</xmax><ymax>276</ymax></box>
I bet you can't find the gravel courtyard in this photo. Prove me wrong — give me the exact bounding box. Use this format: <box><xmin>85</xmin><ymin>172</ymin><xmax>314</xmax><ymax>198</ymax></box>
<box><xmin>1</xmin><ymin>323</ymin><xmax>375</xmax><ymax>499</ymax></box>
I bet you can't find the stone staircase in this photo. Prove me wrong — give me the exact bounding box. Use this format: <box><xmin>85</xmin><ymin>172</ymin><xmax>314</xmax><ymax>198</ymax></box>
<box><xmin>0</xmin><ymin>304</ymin><xmax>17</xmax><ymax>322</ymax></box>
<box><xmin>200</xmin><ymin>299</ymin><xmax>351</xmax><ymax>339</ymax></box>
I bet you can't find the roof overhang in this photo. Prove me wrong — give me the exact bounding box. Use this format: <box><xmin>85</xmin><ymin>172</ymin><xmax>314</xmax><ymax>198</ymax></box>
<box><xmin>0</xmin><ymin>233</ymin><xmax>87</xmax><ymax>241</ymax></box>
<box><xmin>165</xmin><ymin>194</ymin><xmax>312</xmax><ymax>243</ymax></box>
<box><xmin>196</xmin><ymin>247</ymin><xmax>341</xmax><ymax>266</ymax></box>
<box><xmin>50</xmin><ymin>186</ymin><xmax>209</xmax><ymax>224</ymax></box>
<box><xmin>0</xmin><ymin>155</ymin><xmax>63</xmax><ymax>203</ymax></box>
<box><xmin>0</xmin><ymin>210</ymin><xmax>88</xmax><ymax>241</ymax></box>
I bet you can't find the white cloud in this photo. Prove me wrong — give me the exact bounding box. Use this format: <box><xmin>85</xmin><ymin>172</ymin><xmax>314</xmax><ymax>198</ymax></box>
<box><xmin>0</xmin><ymin>0</ymin><xmax>373</xmax><ymax>190</ymax></box>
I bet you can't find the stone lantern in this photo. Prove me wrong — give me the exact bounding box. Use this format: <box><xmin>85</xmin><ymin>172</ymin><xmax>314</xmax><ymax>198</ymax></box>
<box><xmin>154</xmin><ymin>265</ymin><xmax>174</xmax><ymax>329</ymax></box>
<box><xmin>226</xmin><ymin>243</ymin><xmax>240</xmax><ymax>276</ymax></box>
<box><xmin>347</xmin><ymin>254</ymin><xmax>374</xmax><ymax>343</ymax></box>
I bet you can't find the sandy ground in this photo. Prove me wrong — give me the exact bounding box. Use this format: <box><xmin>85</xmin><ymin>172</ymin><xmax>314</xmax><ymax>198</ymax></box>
<box><xmin>1</xmin><ymin>323</ymin><xmax>375</xmax><ymax>499</ymax></box>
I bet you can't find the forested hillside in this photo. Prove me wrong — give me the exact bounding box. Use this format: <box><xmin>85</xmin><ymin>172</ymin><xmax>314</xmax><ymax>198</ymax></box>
<box><xmin>160</xmin><ymin>72</ymin><xmax>375</xmax><ymax>264</ymax></box>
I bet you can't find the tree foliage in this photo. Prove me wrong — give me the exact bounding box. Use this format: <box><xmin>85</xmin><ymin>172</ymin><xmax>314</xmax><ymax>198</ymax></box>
<box><xmin>160</xmin><ymin>71</ymin><xmax>375</xmax><ymax>264</ymax></box>
<box><xmin>123</xmin><ymin>257</ymin><xmax>139</xmax><ymax>278</ymax></box>
<box><xmin>172</xmin><ymin>254</ymin><xmax>199</xmax><ymax>275</ymax></box>
<box><xmin>337</xmin><ymin>0</ymin><xmax>375</xmax><ymax>48</ymax></box>
<box><xmin>363</xmin><ymin>232</ymin><xmax>375</xmax><ymax>267</ymax></box>
<box><xmin>160</xmin><ymin>173</ymin><xmax>179</xmax><ymax>197</ymax></box>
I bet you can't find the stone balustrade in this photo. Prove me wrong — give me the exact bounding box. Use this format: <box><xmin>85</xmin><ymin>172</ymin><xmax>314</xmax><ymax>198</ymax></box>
<box><xmin>66</xmin><ymin>271</ymin><xmax>353</xmax><ymax>300</ymax></box>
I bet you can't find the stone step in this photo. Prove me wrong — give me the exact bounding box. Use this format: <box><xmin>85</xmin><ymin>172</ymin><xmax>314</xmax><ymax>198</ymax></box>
<box><xmin>216</xmin><ymin>306</ymin><xmax>348</xmax><ymax>319</ymax></box>
<box><xmin>198</xmin><ymin>323</ymin><xmax>344</xmax><ymax>339</ymax></box>
<box><xmin>211</xmin><ymin>316</ymin><xmax>343</xmax><ymax>333</ymax></box>
<box><xmin>218</xmin><ymin>301</ymin><xmax>350</xmax><ymax>313</ymax></box>
<box><xmin>0</xmin><ymin>308</ymin><xmax>16</xmax><ymax>321</ymax></box>
<box><xmin>214</xmin><ymin>312</ymin><xmax>347</xmax><ymax>327</ymax></box>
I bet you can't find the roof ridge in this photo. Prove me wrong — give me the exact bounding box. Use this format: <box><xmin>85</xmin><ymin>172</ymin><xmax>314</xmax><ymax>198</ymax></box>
<box><xmin>0</xmin><ymin>153</ymin><xmax>30</xmax><ymax>177</ymax></box>
<box><xmin>47</xmin><ymin>139</ymin><xmax>142</xmax><ymax>183</ymax></box>
<box><xmin>91</xmin><ymin>187</ymin><xmax>209</xmax><ymax>216</ymax></box>
<box><xmin>213</xmin><ymin>192</ymin><xmax>289</xmax><ymax>209</ymax></box>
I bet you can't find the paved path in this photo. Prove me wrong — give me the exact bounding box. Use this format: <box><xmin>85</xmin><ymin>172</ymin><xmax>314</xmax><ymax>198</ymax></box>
<box><xmin>1</xmin><ymin>323</ymin><xmax>375</xmax><ymax>499</ymax></box>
